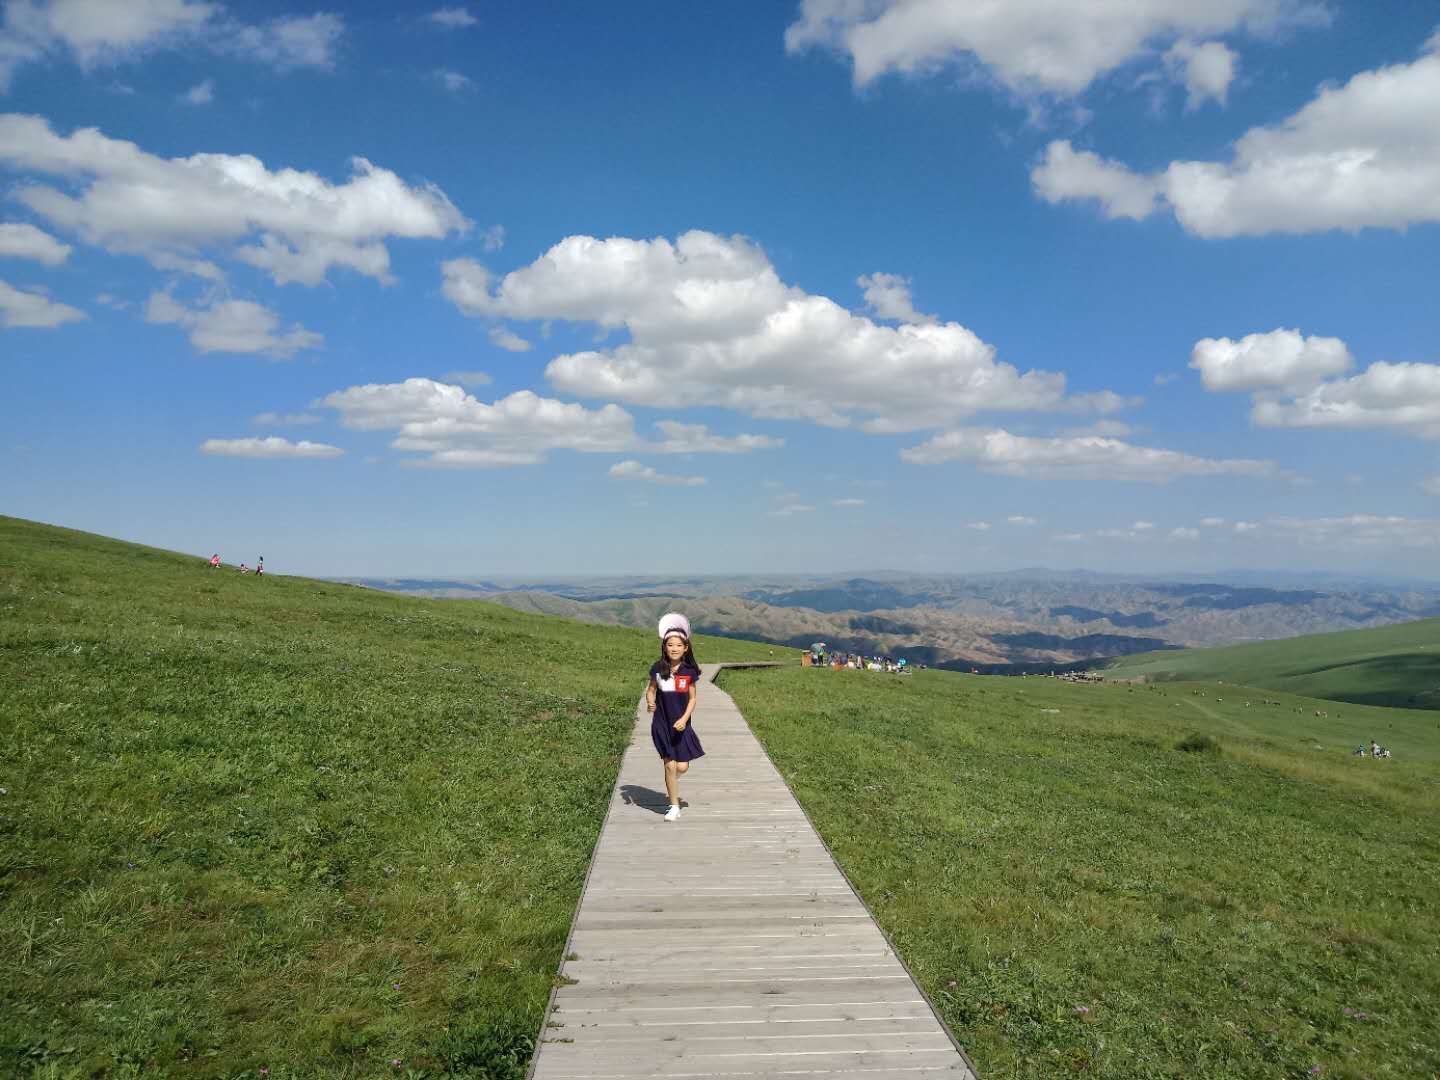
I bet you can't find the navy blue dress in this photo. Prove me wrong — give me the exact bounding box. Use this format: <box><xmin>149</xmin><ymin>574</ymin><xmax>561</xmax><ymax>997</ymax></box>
<box><xmin>650</xmin><ymin>660</ymin><xmax>705</xmax><ymax>762</ymax></box>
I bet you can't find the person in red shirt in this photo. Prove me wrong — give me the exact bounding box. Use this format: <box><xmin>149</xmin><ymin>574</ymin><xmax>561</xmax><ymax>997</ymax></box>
<box><xmin>645</xmin><ymin>613</ymin><xmax>704</xmax><ymax>821</ymax></box>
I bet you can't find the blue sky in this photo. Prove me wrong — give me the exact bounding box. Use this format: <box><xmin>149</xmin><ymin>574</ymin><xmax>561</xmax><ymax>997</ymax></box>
<box><xmin>2</xmin><ymin>0</ymin><xmax>1437</xmax><ymax>578</ymax></box>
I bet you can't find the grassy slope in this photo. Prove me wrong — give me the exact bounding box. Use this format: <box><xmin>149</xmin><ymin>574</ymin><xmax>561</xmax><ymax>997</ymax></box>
<box><xmin>0</xmin><ymin>516</ymin><xmax>775</xmax><ymax>1078</ymax></box>
<box><xmin>720</xmin><ymin>666</ymin><xmax>1440</xmax><ymax>1080</ymax></box>
<box><xmin>1104</xmin><ymin>618</ymin><xmax>1440</xmax><ymax>710</ymax></box>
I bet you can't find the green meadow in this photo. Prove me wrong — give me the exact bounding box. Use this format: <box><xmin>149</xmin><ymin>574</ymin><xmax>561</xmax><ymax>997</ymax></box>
<box><xmin>720</xmin><ymin>665</ymin><xmax>1440</xmax><ymax>1079</ymax></box>
<box><xmin>0</xmin><ymin>516</ymin><xmax>774</xmax><ymax>1077</ymax></box>
<box><xmin>5</xmin><ymin>514</ymin><xmax>1439</xmax><ymax>1079</ymax></box>
<box><xmin>1104</xmin><ymin>618</ymin><xmax>1440</xmax><ymax>710</ymax></box>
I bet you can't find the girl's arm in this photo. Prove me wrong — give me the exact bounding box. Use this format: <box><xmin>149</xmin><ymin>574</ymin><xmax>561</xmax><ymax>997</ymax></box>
<box><xmin>673</xmin><ymin>683</ymin><xmax>697</xmax><ymax>730</ymax></box>
<box><xmin>645</xmin><ymin>673</ymin><xmax>657</xmax><ymax>713</ymax></box>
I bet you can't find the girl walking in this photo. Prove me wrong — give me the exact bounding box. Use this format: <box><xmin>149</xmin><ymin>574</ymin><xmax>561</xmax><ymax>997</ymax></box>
<box><xmin>646</xmin><ymin>612</ymin><xmax>704</xmax><ymax>821</ymax></box>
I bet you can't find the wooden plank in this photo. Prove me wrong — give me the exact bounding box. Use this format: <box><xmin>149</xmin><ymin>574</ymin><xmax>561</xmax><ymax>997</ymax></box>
<box><xmin>527</xmin><ymin>663</ymin><xmax>977</xmax><ymax>1080</ymax></box>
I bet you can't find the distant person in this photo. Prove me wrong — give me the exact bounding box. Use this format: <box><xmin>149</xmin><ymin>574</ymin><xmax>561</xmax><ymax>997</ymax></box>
<box><xmin>646</xmin><ymin>612</ymin><xmax>704</xmax><ymax>822</ymax></box>
<box><xmin>238</xmin><ymin>563</ymin><xmax>250</xmax><ymax>574</ymax></box>
<box><xmin>256</xmin><ymin>557</ymin><xmax>264</xmax><ymax>576</ymax></box>
<box><xmin>208</xmin><ymin>553</ymin><xmax>220</xmax><ymax>569</ymax></box>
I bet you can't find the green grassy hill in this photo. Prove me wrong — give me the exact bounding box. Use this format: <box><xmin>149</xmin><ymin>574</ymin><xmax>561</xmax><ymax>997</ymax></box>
<box><xmin>5</xmin><ymin>514</ymin><xmax>1439</xmax><ymax>1079</ymax></box>
<box><xmin>720</xmin><ymin>666</ymin><xmax>1440</xmax><ymax>1080</ymax></box>
<box><xmin>1103</xmin><ymin>617</ymin><xmax>1440</xmax><ymax>709</ymax></box>
<box><xmin>0</xmin><ymin>516</ymin><xmax>776</xmax><ymax>1077</ymax></box>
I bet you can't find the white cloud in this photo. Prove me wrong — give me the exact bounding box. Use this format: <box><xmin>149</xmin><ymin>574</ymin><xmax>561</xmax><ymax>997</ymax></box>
<box><xmin>770</xmin><ymin>502</ymin><xmax>817</xmax><ymax>517</ymax></box>
<box><xmin>1033</xmin><ymin>34</ymin><xmax>1440</xmax><ymax>236</ymax></box>
<box><xmin>900</xmin><ymin>426</ymin><xmax>1275</xmax><ymax>482</ymax></box>
<box><xmin>0</xmin><ymin>221</ymin><xmax>69</xmax><ymax>264</ymax></box>
<box><xmin>1007</xmin><ymin>515</ymin><xmax>1038</xmax><ymax>525</ymax></box>
<box><xmin>435</xmin><ymin>68</ymin><xmax>471</xmax><ymax>92</ymax></box>
<box><xmin>426</xmin><ymin>7</ymin><xmax>477</xmax><ymax>28</ymax></box>
<box><xmin>1251</xmin><ymin>361</ymin><xmax>1440</xmax><ymax>438</ymax></box>
<box><xmin>442</xmin><ymin>231</ymin><xmax>1125</xmax><ymax>432</ymax></box>
<box><xmin>179</xmin><ymin>77</ymin><xmax>212</xmax><ymax>105</ymax></box>
<box><xmin>966</xmin><ymin>521</ymin><xmax>992</xmax><ymax>531</ymax></box>
<box><xmin>200</xmin><ymin>436</ymin><xmax>342</xmax><ymax>459</ymax></box>
<box><xmin>0</xmin><ymin>114</ymin><xmax>468</xmax><ymax>285</ymax></box>
<box><xmin>1154</xmin><ymin>372</ymin><xmax>1180</xmax><ymax>386</ymax></box>
<box><xmin>857</xmin><ymin>271</ymin><xmax>934</xmax><ymax>325</ymax></box>
<box><xmin>833</xmin><ymin>497</ymin><xmax>865</xmax><ymax>507</ymax></box>
<box><xmin>1170</xmin><ymin>526</ymin><xmax>1200</xmax><ymax>539</ymax></box>
<box><xmin>251</xmin><ymin>410</ymin><xmax>320</xmax><ymax>426</ymax></box>
<box><xmin>1132</xmin><ymin>520</ymin><xmax>1155</xmax><ymax>530</ymax></box>
<box><xmin>1032</xmin><ymin>141</ymin><xmax>1162</xmax><ymax>221</ymax></box>
<box><xmin>0</xmin><ymin>3</ymin><xmax>342</xmax><ymax>90</ymax></box>
<box><xmin>1165</xmin><ymin>39</ymin><xmax>1237</xmax><ymax>109</ymax></box>
<box><xmin>1190</xmin><ymin>328</ymin><xmax>1352</xmax><ymax>393</ymax></box>
<box><xmin>784</xmin><ymin>0</ymin><xmax>1318</xmax><ymax>97</ymax></box>
<box><xmin>488</xmin><ymin>325</ymin><xmax>531</xmax><ymax>352</ymax></box>
<box><xmin>319</xmin><ymin>377</ymin><xmax>638</xmax><ymax>468</ymax></box>
<box><xmin>145</xmin><ymin>291</ymin><xmax>321</xmax><ymax>357</ymax></box>
<box><xmin>0</xmin><ymin>277</ymin><xmax>84</xmax><ymax>326</ymax></box>
<box><xmin>1200</xmin><ymin>516</ymin><xmax>1226</xmax><ymax>526</ymax></box>
<box><xmin>1060</xmin><ymin>418</ymin><xmax>1134</xmax><ymax>438</ymax></box>
<box><xmin>1234</xmin><ymin>520</ymin><xmax>1259</xmax><ymax>532</ymax></box>
<box><xmin>441</xmin><ymin>370</ymin><xmax>491</xmax><ymax>388</ymax></box>
<box><xmin>608</xmin><ymin>460</ymin><xmax>706</xmax><ymax>486</ymax></box>
<box><xmin>481</xmin><ymin>224</ymin><xmax>505</xmax><ymax>252</ymax></box>
<box><xmin>1265</xmin><ymin>514</ymin><xmax>1440</xmax><ymax>548</ymax></box>
<box><xmin>221</xmin><ymin>13</ymin><xmax>343</xmax><ymax>70</ymax></box>
<box><xmin>653</xmin><ymin>420</ymin><xmax>783</xmax><ymax>454</ymax></box>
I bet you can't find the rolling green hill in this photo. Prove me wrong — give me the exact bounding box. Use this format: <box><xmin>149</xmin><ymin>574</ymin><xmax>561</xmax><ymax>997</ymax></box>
<box><xmin>0</xmin><ymin>515</ymin><xmax>775</xmax><ymax>1076</ymax></box>
<box><xmin>4</xmin><ymin>514</ymin><xmax>1438</xmax><ymax>1079</ymax></box>
<box><xmin>1103</xmin><ymin>616</ymin><xmax>1440</xmax><ymax>709</ymax></box>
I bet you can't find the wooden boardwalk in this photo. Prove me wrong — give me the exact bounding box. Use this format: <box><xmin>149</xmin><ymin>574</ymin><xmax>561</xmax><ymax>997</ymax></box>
<box><xmin>530</xmin><ymin>663</ymin><xmax>977</xmax><ymax>1080</ymax></box>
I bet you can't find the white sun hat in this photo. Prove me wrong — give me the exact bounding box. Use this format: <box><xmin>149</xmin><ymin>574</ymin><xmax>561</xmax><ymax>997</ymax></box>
<box><xmin>658</xmin><ymin>612</ymin><xmax>691</xmax><ymax>641</ymax></box>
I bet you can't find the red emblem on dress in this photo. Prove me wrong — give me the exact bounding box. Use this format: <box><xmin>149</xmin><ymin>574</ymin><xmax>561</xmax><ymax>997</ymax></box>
<box><xmin>675</xmin><ymin>675</ymin><xmax>692</xmax><ymax>692</ymax></box>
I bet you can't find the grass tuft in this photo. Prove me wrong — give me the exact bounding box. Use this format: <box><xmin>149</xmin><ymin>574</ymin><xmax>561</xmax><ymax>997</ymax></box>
<box><xmin>1175</xmin><ymin>731</ymin><xmax>1221</xmax><ymax>754</ymax></box>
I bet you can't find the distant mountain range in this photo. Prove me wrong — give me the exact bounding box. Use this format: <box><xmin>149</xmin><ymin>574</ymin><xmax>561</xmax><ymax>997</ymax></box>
<box><xmin>337</xmin><ymin>572</ymin><xmax>1440</xmax><ymax>672</ymax></box>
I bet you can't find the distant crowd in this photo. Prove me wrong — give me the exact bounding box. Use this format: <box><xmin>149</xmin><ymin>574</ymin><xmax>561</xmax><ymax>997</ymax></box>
<box><xmin>207</xmin><ymin>554</ymin><xmax>265</xmax><ymax>575</ymax></box>
<box><xmin>803</xmin><ymin>646</ymin><xmax>915</xmax><ymax>674</ymax></box>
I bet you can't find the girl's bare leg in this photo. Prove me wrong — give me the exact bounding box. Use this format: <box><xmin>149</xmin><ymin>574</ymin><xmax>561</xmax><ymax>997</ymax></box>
<box><xmin>664</xmin><ymin>759</ymin><xmax>679</xmax><ymax>806</ymax></box>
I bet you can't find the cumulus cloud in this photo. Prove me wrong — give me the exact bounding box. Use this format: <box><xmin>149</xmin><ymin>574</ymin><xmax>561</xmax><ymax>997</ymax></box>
<box><xmin>0</xmin><ymin>277</ymin><xmax>84</xmax><ymax>326</ymax></box>
<box><xmin>608</xmin><ymin>460</ymin><xmax>706</xmax><ymax>486</ymax></box>
<box><xmin>858</xmin><ymin>271</ymin><xmax>935</xmax><ymax>325</ymax></box>
<box><xmin>200</xmin><ymin>436</ymin><xmax>342</xmax><ymax>459</ymax></box>
<box><xmin>1033</xmin><ymin>34</ymin><xmax>1440</xmax><ymax>236</ymax></box>
<box><xmin>784</xmin><ymin>0</ymin><xmax>1317</xmax><ymax>97</ymax></box>
<box><xmin>0</xmin><ymin>114</ymin><xmax>468</xmax><ymax>285</ymax></box>
<box><xmin>145</xmin><ymin>291</ymin><xmax>321</xmax><ymax>357</ymax></box>
<box><xmin>1032</xmin><ymin>141</ymin><xmax>1163</xmax><ymax>221</ymax></box>
<box><xmin>833</xmin><ymin>497</ymin><xmax>865</xmax><ymax>507</ymax></box>
<box><xmin>0</xmin><ymin>221</ymin><xmax>69</xmax><ymax>264</ymax></box>
<box><xmin>426</xmin><ymin>7</ymin><xmax>477</xmax><ymax>28</ymax></box>
<box><xmin>1200</xmin><ymin>516</ymin><xmax>1226</xmax><ymax>526</ymax></box>
<box><xmin>1190</xmin><ymin>328</ymin><xmax>1352</xmax><ymax>393</ymax></box>
<box><xmin>442</xmin><ymin>231</ymin><xmax>1124</xmax><ymax>431</ymax></box>
<box><xmin>0</xmin><ymin>3</ymin><xmax>343</xmax><ymax>90</ymax></box>
<box><xmin>1234</xmin><ymin>520</ymin><xmax>1259</xmax><ymax>532</ymax></box>
<box><xmin>1132</xmin><ymin>520</ymin><xmax>1155</xmax><ymax>530</ymax></box>
<box><xmin>1251</xmin><ymin>361</ymin><xmax>1440</xmax><ymax>438</ymax></box>
<box><xmin>319</xmin><ymin>377</ymin><xmax>638</xmax><ymax>468</ymax></box>
<box><xmin>653</xmin><ymin>420</ymin><xmax>782</xmax><ymax>454</ymax></box>
<box><xmin>1164</xmin><ymin>39</ymin><xmax>1237</xmax><ymax>109</ymax></box>
<box><xmin>480</xmin><ymin>224</ymin><xmax>505</xmax><ymax>252</ymax></box>
<box><xmin>966</xmin><ymin>521</ymin><xmax>992</xmax><ymax>531</ymax></box>
<box><xmin>1007</xmin><ymin>515</ymin><xmax>1038</xmax><ymax>525</ymax></box>
<box><xmin>899</xmin><ymin>426</ymin><xmax>1275</xmax><ymax>482</ymax></box>
<box><xmin>1192</xmin><ymin>329</ymin><xmax>1440</xmax><ymax>439</ymax></box>
<box><xmin>1170</xmin><ymin>526</ymin><xmax>1201</xmax><ymax>539</ymax></box>
<box><xmin>488</xmin><ymin>325</ymin><xmax>531</xmax><ymax>352</ymax></box>
<box><xmin>251</xmin><ymin>410</ymin><xmax>320</xmax><ymax>426</ymax></box>
<box><xmin>179</xmin><ymin>77</ymin><xmax>213</xmax><ymax>105</ymax></box>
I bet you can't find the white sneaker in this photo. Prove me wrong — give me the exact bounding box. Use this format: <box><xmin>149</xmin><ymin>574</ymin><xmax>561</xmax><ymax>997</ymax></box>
<box><xmin>663</xmin><ymin>804</ymin><xmax>681</xmax><ymax>822</ymax></box>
